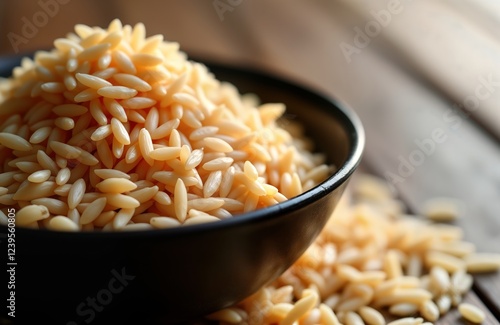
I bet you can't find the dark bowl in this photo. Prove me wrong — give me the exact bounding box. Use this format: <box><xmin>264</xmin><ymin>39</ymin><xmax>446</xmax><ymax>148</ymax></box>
<box><xmin>0</xmin><ymin>55</ymin><xmax>364</xmax><ymax>325</ymax></box>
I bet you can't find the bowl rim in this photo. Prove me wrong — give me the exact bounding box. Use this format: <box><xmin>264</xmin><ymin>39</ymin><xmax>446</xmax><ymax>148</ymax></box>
<box><xmin>0</xmin><ymin>57</ymin><xmax>365</xmax><ymax>239</ymax></box>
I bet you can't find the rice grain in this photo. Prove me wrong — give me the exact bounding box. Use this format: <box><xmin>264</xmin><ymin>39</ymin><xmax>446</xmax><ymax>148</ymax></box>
<box><xmin>183</xmin><ymin>214</ymin><xmax>219</xmax><ymax>226</ymax></box>
<box><xmin>174</xmin><ymin>178</ymin><xmax>188</xmax><ymax>222</ymax></box>
<box><xmin>29</xmin><ymin>127</ymin><xmax>52</xmax><ymax>144</ymax></box>
<box><xmin>0</xmin><ymin>133</ymin><xmax>33</xmax><ymax>151</ymax></box>
<box><xmin>48</xmin><ymin>216</ymin><xmax>80</xmax><ymax>231</ymax></box>
<box><xmin>149</xmin><ymin>147</ymin><xmax>181</xmax><ymax>161</ymax></box>
<box><xmin>121</xmin><ymin>97</ymin><xmax>156</xmax><ymax>109</ymax></box>
<box><xmin>75</xmin><ymin>73</ymin><xmax>112</xmax><ymax>89</ymax></box>
<box><xmin>344</xmin><ymin>311</ymin><xmax>364</xmax><ymax>325</ymax></box>
<box><xmin>111</xmin><ymin>117</ymin><xmax>131</xmax><ymax>145</ymax></box>
<box><xmin>464</xmin><ymin>253</ymin><xmax>500</xmax><ymax>273</ymax></box>
<box><xmin>359</xmin><ymin>306</ymin><xmax>385</xmax><ymax>325</ymax></box>
<box><xmin>113</xmin><ymin>208</ymin><xmax>135</xmax><ymax>229</ymax></box>
<box><xmin>96</xmin><ymin>178</ymin><xmax>137</xmax><ymax>193</ymax></box>
<box><xmin>98</xmin><ymin>86</ymin><xmax>137</xmax><ymax>99</ymax></box>
<box><xmin>28</xmin><ymin>170</ymin><xmax>51</xmax><ymax>183</ymax></box>
<box><xmin>54</xmin><ymin>117</ymin><xmax>75</xmax><ymax>130</ymax></box>
<box><xmin>419</xmin><ymin>300</ymin><xmax>439</xmax><ymax>322</ymax></box>
<box><xmin>16</xmin><ymin>205</ymin><xmax>50</xmax><ymax>226</ymax></box>
<box><xmin>150</xmin><ymin>216</ymin><xmax>181</xmax><ymax>229</ymax></box>
<box><xmin>105</xmin><ymin>193</ymin><xmax>140</xmax><ymax>209</ymax></box>
<box><xmin>138</xmin><ymin>128</ymin><xmax>154</xmax><ymax>166</ymax></box>
<box><xmin>68</xmin><ymin>179</ymin><xmax>86</xmax><ymax>209</ymax></box>
<box><xmin>458</xmin><ymin>303</ymin><xmax>485</xmax><ymax>324</ymax></box>
<box><xmin>94</xmin><ymin>169</ymin><xmax>130</xmax><ymax>180</ymax></box>
<box><xmin>113</xmin><ymin>73</ymin><xmax>152</xmax><ymax>92</ymax></box>
<box><xmin>80</xmin><ymin>197</ymin><xmax>107</xmax><ymax>224</ymax></box>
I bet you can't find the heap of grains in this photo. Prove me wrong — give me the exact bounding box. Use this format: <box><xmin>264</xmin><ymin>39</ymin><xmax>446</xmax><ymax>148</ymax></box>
<box><xmin>208</xmin><ymin>174</ymin><xmax>500</xmax><ymax>325</ymax></box>
<box><xmin>0</xmin><ymin>20</ymin><xmax>332</xmax><ymax>231</ymax></box>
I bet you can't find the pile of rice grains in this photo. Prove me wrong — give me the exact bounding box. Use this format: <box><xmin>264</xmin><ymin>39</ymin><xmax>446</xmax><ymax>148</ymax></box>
<box><xmin>0</xmin><ymin>20</ymin><xmax>332</xmax><ymax>231</ymax></box>
<box><xmin>207</xmin><ymin>175</ymin><xmax>500</xmax><ymax>325</ymax></box>
<box><xmin>1</xmin><ymin>20</ymin><xmax>499</xmax><ymax>325</ymax></box>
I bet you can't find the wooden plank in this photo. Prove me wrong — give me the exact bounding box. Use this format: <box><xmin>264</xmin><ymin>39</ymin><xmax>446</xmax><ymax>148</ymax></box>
<box><xmin>0</xmin><ymin>1</ymin><xmax>9</xmax><ymax>46</ymax></box>
<box><xmin>329</xmin><ymin>0</ymin><xmax>500</xmax><ymax>141</ymax></box>
<box><xmin>285</xmin><ymin>3</ymin><xmax>500</xmax><ymax>319</ymax></box>
<box><xmin>0</xmin><ymin>0</ymin><xmax>117</xmax><ymax>55</ymax></box>
<box><xmin>474</xmin><ymin>273</ymin><xmax>500</xmax><ymax>320</ymax></box>
<box><xmin>350</xmin><ymin>48</ymin><xmax>500</xmax><ymax>320</ymax></box>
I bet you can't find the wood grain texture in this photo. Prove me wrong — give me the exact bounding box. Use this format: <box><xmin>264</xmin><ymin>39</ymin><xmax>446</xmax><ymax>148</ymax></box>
<box><xmin>0</xmin><ymin>0</ymin><xmax>115</xmax><ymax>54</ymax></box>
<box><xmin>332</xmin><ymin>0</ymin><xmax>500</xmax><ymax>142</ymax></box>
<box><xmin>0</xmin><ymin>1</ymin><xmax>499</xmax><ymax>323</ymax></box>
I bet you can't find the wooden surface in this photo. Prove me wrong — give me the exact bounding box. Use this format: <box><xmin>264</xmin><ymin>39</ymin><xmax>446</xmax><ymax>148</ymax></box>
<box><xmin>1</xmin><ymin>1</ymin><xmax>499</xmax><ymax>324</ymax></box>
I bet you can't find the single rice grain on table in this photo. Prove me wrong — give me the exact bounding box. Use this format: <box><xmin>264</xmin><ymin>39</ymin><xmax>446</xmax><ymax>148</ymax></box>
<box><xmin>458</xmin><ymin>303</ymin><xmax>486</xmax><ymax>324</ymax></box>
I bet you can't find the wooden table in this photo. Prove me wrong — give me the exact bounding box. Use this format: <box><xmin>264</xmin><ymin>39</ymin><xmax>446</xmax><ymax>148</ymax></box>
<box><xmin>1</xmin><ymin>1</ymin><xmax>499</xmax><ymax>324</ymax></box>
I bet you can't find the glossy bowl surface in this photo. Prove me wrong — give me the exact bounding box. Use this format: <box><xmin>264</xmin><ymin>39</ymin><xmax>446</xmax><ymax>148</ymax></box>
<box><xmin>0</xmin><ymin>55</ymin><xmax>364</xmax><ymax>324</ymax></box>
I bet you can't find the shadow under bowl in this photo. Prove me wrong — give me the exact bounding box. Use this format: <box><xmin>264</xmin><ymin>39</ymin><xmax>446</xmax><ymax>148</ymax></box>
<box><xmin>0</xmin><ymin>57</ymin><xmax>364</xmax><ymax>324</ymax></box>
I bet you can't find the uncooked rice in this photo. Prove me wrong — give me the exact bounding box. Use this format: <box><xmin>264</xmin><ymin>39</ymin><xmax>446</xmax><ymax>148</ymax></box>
<box><xmin>0</xmin><ymin>19</ymin><xmax>335</xmax><ymax>231</ymax></box>
<box><xmin>205</xmin><ymin>175</ymin><xmax>500</xmax><ymax>325</ymax></box>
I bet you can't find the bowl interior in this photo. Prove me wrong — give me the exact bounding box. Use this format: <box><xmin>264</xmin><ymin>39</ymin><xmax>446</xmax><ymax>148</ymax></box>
<box><xmin>0</xmin><ymin>56</ymin><xmax>363</xmax><ymax>236</ymax></box>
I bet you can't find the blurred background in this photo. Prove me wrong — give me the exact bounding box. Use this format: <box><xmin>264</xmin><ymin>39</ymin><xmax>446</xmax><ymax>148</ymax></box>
<box><xmin>1</xmin><ymin>0</ymin><xmax>500</xmax><ymax>319</ymax></box>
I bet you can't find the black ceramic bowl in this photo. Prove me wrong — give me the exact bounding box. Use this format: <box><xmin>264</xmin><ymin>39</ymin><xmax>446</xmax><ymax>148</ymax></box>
<box><xmin>0</xmin><ymin>55</ymin><xmax>364</xmax><ymax>325</ymax></box>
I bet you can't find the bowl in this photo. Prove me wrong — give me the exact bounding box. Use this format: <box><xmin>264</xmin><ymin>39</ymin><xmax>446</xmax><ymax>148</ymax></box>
<box><xmin>0</xmin><ymin>55</ymin><xmax>364</xmax><ymax>324</ymax></box>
